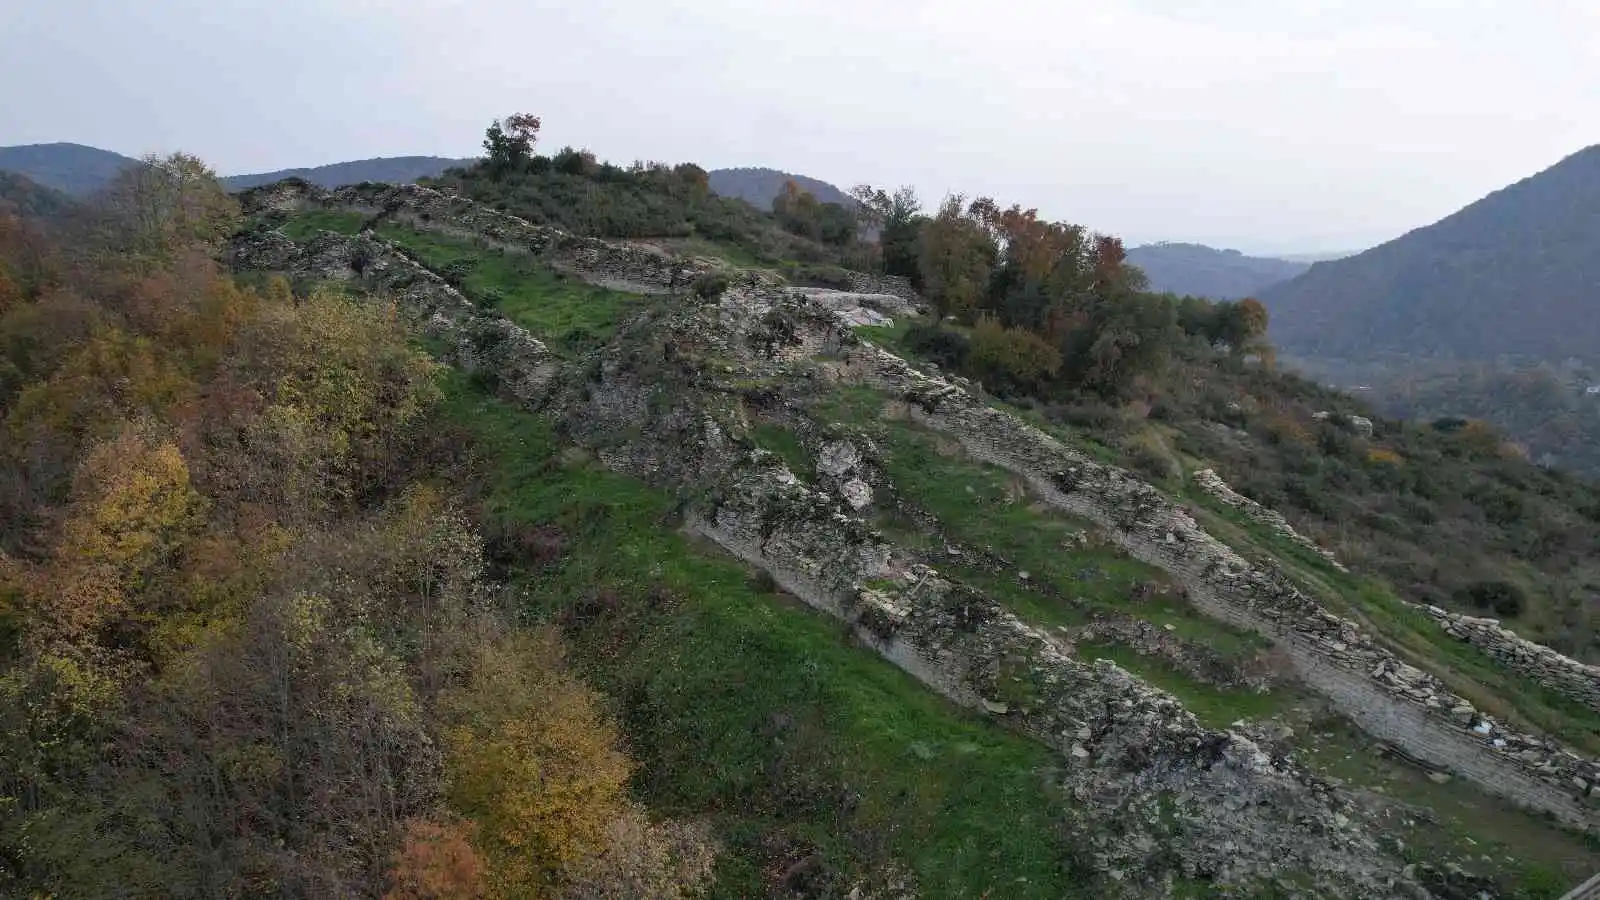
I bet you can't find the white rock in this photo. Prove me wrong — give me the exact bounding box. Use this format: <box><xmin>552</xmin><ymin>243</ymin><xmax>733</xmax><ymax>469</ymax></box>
<box><xmin>816</xmin><ymin>440</ymin><xmax>861</xmax><ymax>478</ymax></box>
<box><xmin>840</xmin><ymin>478</ymin><xmax>873</xmax><ymax>510</ymax></box>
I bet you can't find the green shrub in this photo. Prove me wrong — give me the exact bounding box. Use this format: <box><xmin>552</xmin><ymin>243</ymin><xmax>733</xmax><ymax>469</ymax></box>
<box><xmin>692</xmin><ymin>273</ymin><xmax>730</xmax><ymax>299</ymax></box>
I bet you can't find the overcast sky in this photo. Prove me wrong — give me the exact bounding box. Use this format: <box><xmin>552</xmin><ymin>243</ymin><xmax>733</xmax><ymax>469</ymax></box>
<box><xmin>1</xmin><ymin>0</ymin><xmax>1594</xmax><ymax>254</ymax></box>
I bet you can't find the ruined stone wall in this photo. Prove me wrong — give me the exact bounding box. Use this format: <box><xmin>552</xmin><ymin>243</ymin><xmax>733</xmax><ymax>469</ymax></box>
<box><xmin>845</xmin><ymin>272</ymin><xmax>921</xmax><ymax>305</ymax></box>
<box><xmin>1192</xmin><ymin>468</ymin><xmax>1345</xmax><ymax>571</ymax></box>
<box><xmin>240</xmin><ymin>180</ymin><xmax>727</xmax><ymax>296</ymax></box>
<box><xmin>840</xmin><ymin>342</ymin><xmax>1600</xmax><ymax>827</ymax></box>
<box><xmin>231</xmin><ymin>178</ymin><xmax>1600</xmax><ymax>830</ymax></box>
<box><xmin>1422</xmin><ymin>606</ymin><xmax>1600</xmax><ymax>714</ymax></box>
<box><xmin>689</xmin><ymin>461</ymin><xmax>1413</xmax><ymax>895</ymax></box>
<box><xmin>230</xmin><ymin>227</ymin><xmax>558</xmax><ymax>407</ymax></box>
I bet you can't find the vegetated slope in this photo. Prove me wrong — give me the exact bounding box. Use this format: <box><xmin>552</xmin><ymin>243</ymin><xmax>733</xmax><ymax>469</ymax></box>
<box><xmin>434</xmin><ymin>152</ymin><xmax>872</xmax><ymax>271</ymax></box>
<box><xmin>708</xmin><ymin>166</ymin><xmax>853</xmax><ymax>208</ymax></box>
<box><xmin>228</xmin><ymin>178</ymin><xmax>1600</xmax><ymax>895</ymax></box>
<box><xmin>1261</xmin><ymin>144</ymin><xmax>1600</xmax><ymax>363</ymax></box>
<box><xmin>0</xmin><ymin>171</ymin><xmax>75</xmax><ymax>218</ymax></box>
<box><xmin>0</xmin><ymin>142</ymin><xmax>139</xmax><ymax>195</ymax></box>
<box><xmin>221</xmin><ymin>155</ymin><xmax>472</xmax><ymax>191</ymax></box>
<box><xmin>1126</xmin><ymin>242</ymin><xmax>1308</xmax><ymax>299</ymax></box>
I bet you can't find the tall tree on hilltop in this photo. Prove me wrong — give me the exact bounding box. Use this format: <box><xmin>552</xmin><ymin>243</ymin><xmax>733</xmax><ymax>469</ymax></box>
<box><xmin>483</xmin><ymin>114</ymin><xmax>541</xmax><ymax>176</ymax></box>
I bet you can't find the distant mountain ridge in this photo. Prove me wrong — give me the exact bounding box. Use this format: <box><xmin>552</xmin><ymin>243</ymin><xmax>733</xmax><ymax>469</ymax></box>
<box><xmin>0</xmin><ymin>142</ymin><xmax>472</xmax><ymax>196</ymax></box>
<box><xmin>1125</xmin><ymin>242</ymin><xmax>1308</xmax><ymax>299</ymax></box>
<box><xmin>708</xmin><ymin>167</ymin><xmax>853</xmax><ymax>208</ymax></box>
<box><xmin>1261</xmin><ymin>144</ymin><xmax>1600</xmax><ymax>363</ymax></box>
<box><xmin>222</xmin><ymin>156</ymin><xmax>472</xmax><ymax>191</ymax></box>
<box><xmin>0</xmin><ymin>143</ymin><xmax>139</xmax><ymax>196</ymax></box>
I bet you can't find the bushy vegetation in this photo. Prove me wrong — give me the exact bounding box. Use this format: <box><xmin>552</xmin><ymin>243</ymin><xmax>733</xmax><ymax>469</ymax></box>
<box><xmin>429</xmin><ymin>117</ymin><xmax>871</xmax><ymax>272</ymax></box>
<box><xmin>0</xmin><ymin>156</ymin><xmax>716</xmax><ymax>899</ymax></box>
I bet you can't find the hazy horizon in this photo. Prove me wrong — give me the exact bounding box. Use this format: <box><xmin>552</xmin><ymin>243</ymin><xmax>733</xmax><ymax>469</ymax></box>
<box><xmin>3</xmin><ymin>0</ymin><xmax>1595</xmax><ymax>256</ymax></box>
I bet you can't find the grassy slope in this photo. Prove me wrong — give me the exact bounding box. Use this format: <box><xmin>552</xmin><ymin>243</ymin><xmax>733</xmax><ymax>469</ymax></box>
<box><xmin>282</xmin><ymin>209</ymin><xmax>1597</xmax><ymax>895</ymax></box>
<box><xmin>374</xmin><ymin>222</ymin><xmax>652</xmax><ymax>354</ymax></box>
<box><xmin>439</xmin><ymin>378</ymin><xmax>1087</xmax><ymax>897</ymax></box>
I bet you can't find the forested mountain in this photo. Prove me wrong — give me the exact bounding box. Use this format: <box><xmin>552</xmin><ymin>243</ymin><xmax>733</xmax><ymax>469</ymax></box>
<box><xmin>1126</xmin><ymin>242</ymin><xmax>1308</xmax><ymax>299</ymax></box>
<box><xmin>222</xmin><ymin>156</ymin><xmax>472</xmax><ymax>191</ymax></box>
<box><xmin>0</xmin><ymin>143</ymin><xmax>139</xmax><ymax>195</ymax></box>
<box><xmin>0</xmin><ymin>171</ymin><xmax>75</xmax><ymax>218</ymax></box>
<box><xmin>708</xmin><ymin>167</ymin><xmax>853</xmax><ymax>208</ymax></box>
<box><xmin>1262</xmin><ymin>144</ymin><xmax>1600</xmax><ymax>362</ymax></box>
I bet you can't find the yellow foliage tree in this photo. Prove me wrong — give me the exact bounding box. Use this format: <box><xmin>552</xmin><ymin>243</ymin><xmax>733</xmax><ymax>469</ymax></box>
<box><xmin>443</xmin><ymin>630</ymin><xmax>634</xmax><ymax>898</ymax></box>
<box><xmin>33</xmin><ymin>427</ymin><xmax>200</xmax><ymax>642</ymax></box>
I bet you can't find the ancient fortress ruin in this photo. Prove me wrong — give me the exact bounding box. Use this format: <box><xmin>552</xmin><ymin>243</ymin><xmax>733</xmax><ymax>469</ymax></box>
<box><xmin>234</xmin><ymin>179</ymin><xmax>1600</xmax><ymax>892</ymax></box>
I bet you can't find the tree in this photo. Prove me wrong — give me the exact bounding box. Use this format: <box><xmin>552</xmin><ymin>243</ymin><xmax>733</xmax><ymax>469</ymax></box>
<box><xmin>967</xmin><ymin>317</ymin><xmax>1062</xmax><ymax>393</ymax></box>
<box><xmin>917</xmin><ymin>195</ymin><xmax>995</xmax><ymax>318</ymax></box>
<box><xmin>483</xmin><ymin>114</ymin><xmax>541</xmax><ymax>175</ymax></box>
<box><xmin>851</xmin><ymin>184</ymin><xmax>924</xmax><ymax>278</ymax></box>
<box><xmin>443</xmin><ymin>630</ymin><xmax>635</xmax><ymax>897</ymax></box>
<box><xmin>91</xmin><ymin>153</ymin><xmax>238</xmax><ymax>267</ymax></box>
<box><xmin>385</xmin><ymin>819</ymin><xmax>487</xmax><ymax>900</ymax></box>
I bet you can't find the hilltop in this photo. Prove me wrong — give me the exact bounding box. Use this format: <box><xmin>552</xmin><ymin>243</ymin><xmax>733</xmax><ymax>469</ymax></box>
<box><xmin>1262</xmin><ymin>144</ymin><xmax>1600</xmax><ymax>363</ymax></box>
<box><xmin>1126</xmin><ymin>242</ymin><xmax>1309</xmax><ymax>299</ymax></box>
<box><xmin>222</xmin><ymin>155</ymin><xmax>471</xmax><ymax>190</ymax></box>
<box><xmin>0</xmin><ymin>142</ymin><xmax>138</xmax><ymax>195</ymax></box>
<box><xmin>708</xmin><ymin>166</ymin><xmax>854</xmax><ymax>208</ymax></box>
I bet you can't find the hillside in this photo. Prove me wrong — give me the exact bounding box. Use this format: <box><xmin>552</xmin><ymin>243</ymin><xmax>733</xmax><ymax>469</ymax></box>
<box><xmin>9</xmin><ymin>132</ymin><xmax>1600</xmax><ymax>897</ymax></box>
<box><xmin>1262</xmin><ymin>144</ymin><xmax>1600</xmax><ymax>363</ymax></box>
<box><xmin>222</xmin><ymin>155</ymin><xmax>471</xmax><ymax>191</ymax></box>
<box><xmin>222</xmin><ymin>171</ymin><xmax>1600</xmax><ymax>895</ymax></box>
<box><xmin>0</xmin><ymin>171</ymin><xmax>75</xmax><ymax>218</ymax></box>
<box><xmin>708</xmin><ymin>166</ymin><xmax>853</xmax><ymax>208</ymax></box>
<box><xmin>0</xmin><ymin>142</ymin><xmax>138</xmax><ymax>195</ymax></box>
<box><xmin>1127</xmin><ymin>242</ymin><xmax>1308</xmax><ymax>299</ymax></box>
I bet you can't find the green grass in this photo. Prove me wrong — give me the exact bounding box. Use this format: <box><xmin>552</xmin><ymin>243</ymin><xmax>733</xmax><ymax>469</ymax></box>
<box><xmin>750</xmin><ymin>422</ymin><xmax>811</xmax><ymax>475</ymax></box>
<box><xmin>280</xmin><ymin>208</ymin><xmax>367</xmax><ymax>241</ymax></box>
<box><xmin>1299</xmin><ymin>718</ymin><xmax>1599</xmax><ymax>897</ymax></box>
<box><xmin>438</xmin><ymin>374</ymin><xmax>1093</xmax><ymax>898</ymax></box>
<box><xmin>817</xmin><ymin>385</ymin><xmax>1264</xmax><ymax>657</ymax></box>
<box><xmin>376</xmin><ymin>223</ymin><xmax>652</xmax><ymax>355</ymax></box>
<box><xmin>1075</xmin><ymin>642</ymin><xmax>1298</xmax><ymax>729</ymax></box>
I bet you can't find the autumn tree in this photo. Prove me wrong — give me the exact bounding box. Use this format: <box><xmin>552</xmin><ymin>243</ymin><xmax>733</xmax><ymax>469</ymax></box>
<box><xmin>90</xmin><ymin>153</ymin><xmax>239</xmax><ymax>268</ymax></box>
<box><xmin>443</xmin><ymin>629</ymin><xmax>635</xmax><ymax>896</ymax></box>
<box><xmin>483</xmin><ymin>114</ymin><xmax>541</xmax><ymax>175</ymax></box>
<box><xmin>917</xmin><ymin>195</ymin><xmax>996</xmax><ymax>319</ymax></box>
<box><xmin>385</xmin><ymin>819</ymin><xmax>487</xmax><ymax>900</ymax></box>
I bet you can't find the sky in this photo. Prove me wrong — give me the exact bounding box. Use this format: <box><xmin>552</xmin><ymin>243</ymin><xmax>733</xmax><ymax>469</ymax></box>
<box><xmin>1</xmin><ymin>0</ymin><xmax>1595</xmax><ymax>255</ymax></box>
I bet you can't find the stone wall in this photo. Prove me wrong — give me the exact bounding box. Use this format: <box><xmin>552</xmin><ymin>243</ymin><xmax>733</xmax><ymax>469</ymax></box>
<box><xmin>845</xmin><ymin>271</ymin><xmax>922</xmax><ymax>306</ymax></box>
<box><xmin>1192</xmin><ymin>468</ymin><xmax>1345</xmax><ymax>571</ymax></box>
<box><xmin>690</xmin><ymin>460</ymin><xmax>1414</xmax><ymax>895</ymax></box>
<box><xmin>1422</xmin><ymin>606</ymin><xmax>1600</xmax><ymax>714</ymax></box>
<box><xmin>838</xmin><ymin>342</ymin><xmax>1600</xmax><ymax>828</ymax></box>
<box><xmin>239</xmin><ymin>180</ymin><xmax>727</xmax><ymax>296</ymax></box>
<box><xmin>230</xmin><ymin>227</ymin><xmax>558</xmax><ymax>407</ymax></box>
<box><xmin>231</xmin><ymin>177</ymin><xmax>1600</xmax><ymax>834</ymax></box>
